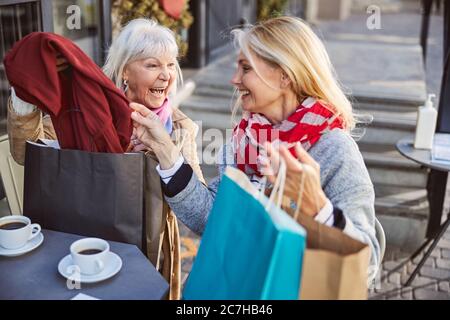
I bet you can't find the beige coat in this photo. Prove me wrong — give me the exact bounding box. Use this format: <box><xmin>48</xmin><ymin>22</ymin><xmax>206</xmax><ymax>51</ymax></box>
<box><xmin>7</xmin><ymin>99</ymin><xmax>204</xmax><ymax>299</ymax></box>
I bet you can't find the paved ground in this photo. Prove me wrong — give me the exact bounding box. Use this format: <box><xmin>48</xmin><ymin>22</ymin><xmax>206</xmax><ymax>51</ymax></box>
<box><xmin>179</xmin><ymin>4</ymin><xmax>450</xmax><ymax>299</ymax></box>
<box><xmin>368</xmin><ymin>220</ymin><xmax>450</xmax><ymax>300</ymax></box>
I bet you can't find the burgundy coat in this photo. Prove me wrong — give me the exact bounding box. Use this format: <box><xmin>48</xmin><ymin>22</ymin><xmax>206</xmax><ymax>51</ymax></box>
<box><xmin>4</xmin><ymin>32</ymin><xmax>132</xmax><ymax>153</ymax></box>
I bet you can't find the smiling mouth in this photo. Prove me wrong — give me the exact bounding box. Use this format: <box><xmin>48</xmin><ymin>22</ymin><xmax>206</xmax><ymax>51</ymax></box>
<box><xmin>150</xmin><ymin>88</ymin><xmax>166</xmax><ymax>95</ymax></box>
<box><xmin>239</xmin><ymin>89</ymin><xmax>250</xmax><ymax>97</ymax></box>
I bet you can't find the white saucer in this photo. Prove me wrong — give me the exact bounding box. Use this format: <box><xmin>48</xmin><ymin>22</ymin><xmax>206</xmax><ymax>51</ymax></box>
<box><xmin>58</xmin><ymin>252</ymin><xmax>122</xmax><ymax>284</ymax></box>
<box><xmin>0</xmin><ymin>232</ymin><xmax>44</xmax><ymax>257</ymax></box>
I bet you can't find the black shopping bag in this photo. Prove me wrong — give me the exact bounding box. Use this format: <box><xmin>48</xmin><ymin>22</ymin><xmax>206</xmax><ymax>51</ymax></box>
<box><xmin>23</xmin><ymin>140</ymin><xmax>146</xmax><ymax>249</ymax></box>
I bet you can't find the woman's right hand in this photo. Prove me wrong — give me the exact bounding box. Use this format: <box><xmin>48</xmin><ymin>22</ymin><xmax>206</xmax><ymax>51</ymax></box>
<box><xmin>130</xmin><ymin>102</ymin><xmax>170</xmax><ymax>147</ymax></box>
<box><xmin>261</xmin><ymin>142</ymin><xmax>328</xmax><ymax>218</ymax></box>
<box><xmin>130</xmin><ymin>102</ymin><xmax>180</xmax><ymax>169</ymax></box>
<box><xmin>129</xmin><ymin>127</ymin><xmax>147</xmax><ymax>152</ymax></box>
<box><xmin>56</xmin><ymin>54</ymin><xmax>69</xmax><ymax>72</ymax></box>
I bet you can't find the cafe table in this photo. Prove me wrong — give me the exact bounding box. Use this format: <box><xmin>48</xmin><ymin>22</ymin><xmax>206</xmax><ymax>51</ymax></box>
<box><xmin>0</xmin><ymin>229</ymin><xmax>169</xmax><ymax>300</ymax></box>
<box><xmin>392</xmin><ymin>133</ymin><xmax>450</xmax><ymax>286</ymax></box>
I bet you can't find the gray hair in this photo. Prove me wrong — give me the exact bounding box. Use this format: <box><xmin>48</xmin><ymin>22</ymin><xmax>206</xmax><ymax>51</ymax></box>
<box><xmin>103</xmin><ymin>18</ymin><xmax>182</xmax><ymax>94</ymax></box>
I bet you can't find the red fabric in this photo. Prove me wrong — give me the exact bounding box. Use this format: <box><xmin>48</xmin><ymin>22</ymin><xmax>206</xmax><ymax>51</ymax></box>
<box><xmin>4</xmin><ymin>32</ymin><xmax>132</xmax><ymax>153</ymax></box>
<box><xmin>232</xmin><ymin>98</ymin><xmax>344</xmax><ymax>177</ymax></box>
<box><xmin>159</xmin><ymin>0</ymin><xmax>185</xmax><ymax>19</ymax></box>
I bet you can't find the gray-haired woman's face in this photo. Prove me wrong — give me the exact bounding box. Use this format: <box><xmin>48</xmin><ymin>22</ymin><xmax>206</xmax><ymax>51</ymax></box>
<box><xmin>123</xmin><ymin>54</ymin><xmax>177</xmax><ymax>108</ymax></box>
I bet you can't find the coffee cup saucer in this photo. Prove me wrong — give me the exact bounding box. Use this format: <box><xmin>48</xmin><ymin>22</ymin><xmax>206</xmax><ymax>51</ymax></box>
<box><xmin>58</xmin><ymin>251</ymin><xmax>122</xmax><ymax>284</ymax></box>
<box><xmin>0</xmin><ymin>232</ymin><xmax>44</xmax><ymax>257</ymax></box>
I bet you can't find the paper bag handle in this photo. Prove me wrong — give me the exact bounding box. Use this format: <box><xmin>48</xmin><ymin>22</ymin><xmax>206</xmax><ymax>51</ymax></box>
<box><xmin>292</xmin><ymin>161</ymin><xmax>306</xmax><ymax>221</ymax></box>
<box><xmin>265</xmin><ymin>158</ymin><xmax>286</xmax><ymax>212</ymax></box>
<box><xmin>241</xmin><ymin>129</ymin><xmax>288</xmax><ymax>212</ymax></box>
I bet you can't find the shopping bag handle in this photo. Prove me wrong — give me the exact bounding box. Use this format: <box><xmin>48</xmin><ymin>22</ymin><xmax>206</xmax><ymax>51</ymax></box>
<box><xmin>259</xmin><ymin>142</ymin><xmax>310</xmax><ymax>222</ymax></box>
<box><xmin>288</xmin><ymin>147</ymin><xmax>319</xmax><ymax>222</ymax></box>
<box><xmin>292</xmin><ymin>161</ymin><xmax>305</xmax><ymax>221</ymax></box>
<box><xmin>265</xmin><ymin>157</ymin><xmax>286</xmax><ymax>212</ymax></box>
<box><xmin>240</xmin><ymin>127</ymin><xmax>289</xmax><ymax>212</ymax></box>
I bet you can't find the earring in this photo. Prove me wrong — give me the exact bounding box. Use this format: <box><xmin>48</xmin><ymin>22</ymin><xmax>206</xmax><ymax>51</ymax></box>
<box><xmin>123</xmin><ymin>79</ymin><xmax>129</xmax><ymax>93</ymax></box>
<box><xmin>281</xmin><ymin>74</ymin><xmax>289</xmax><ymax>88</ymax></box>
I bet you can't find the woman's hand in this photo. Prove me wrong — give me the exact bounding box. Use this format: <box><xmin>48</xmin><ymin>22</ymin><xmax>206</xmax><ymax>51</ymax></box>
<box><xmin>261</xmin><ymin>142</ymin><xmax>328</xmax><ymax>218</ymax></box>
<box><xmin>130</xmin><ymin>102</ymin><xmax>179</xmax><ymax>169</ymax></box>
<box><xmin>129</xmin><ymin>127</ymin><xmax>147</xmax><ymax>152</ymax></box>
<box><xmin>56</xmin><ymin>54</ymin><xmax>69</xmax><ymax>72</ymax></box>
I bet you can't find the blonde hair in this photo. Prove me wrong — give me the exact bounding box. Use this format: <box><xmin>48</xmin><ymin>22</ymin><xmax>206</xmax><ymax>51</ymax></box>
<box><xmin>103</xmin><ymin>18</ymin><xmax>182</xmax><ymax>94</ymax></box>
<box><xmin>231</xmin><ymin>16</ymin><xmax>354</xmax><ymax>131</ymax></box>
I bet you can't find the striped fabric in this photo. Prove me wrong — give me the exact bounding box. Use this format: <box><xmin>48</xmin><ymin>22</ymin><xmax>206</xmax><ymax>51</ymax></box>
<box><xmin>232</xmin><ymin>97</ymin><xmax>343</xmax><ymax>177</ymax></box>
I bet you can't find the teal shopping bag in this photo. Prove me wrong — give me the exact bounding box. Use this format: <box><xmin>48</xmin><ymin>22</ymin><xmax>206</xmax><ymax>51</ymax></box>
<box><xmin>183</xmin><ymin>167</ymin><xmax>306</xmax><ymax>300</ymax></box>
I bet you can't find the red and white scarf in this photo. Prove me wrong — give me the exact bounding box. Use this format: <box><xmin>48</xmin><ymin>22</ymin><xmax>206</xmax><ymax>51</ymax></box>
<box><xmin>232</xmin><ymin>97</ymin><xmax>344</xmax><ymax>177</ymax></box>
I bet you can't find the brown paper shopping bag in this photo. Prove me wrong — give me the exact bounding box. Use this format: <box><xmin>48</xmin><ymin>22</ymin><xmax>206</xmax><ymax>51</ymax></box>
<box><xmin>261</xmin><ymin>150</ymin><xmax>370</xmax><ymax>300</ymax></box>
<box><xmin>294</xmin><ymin>213</ymin><xmax>370</xmax><ymax>300</ymax></box>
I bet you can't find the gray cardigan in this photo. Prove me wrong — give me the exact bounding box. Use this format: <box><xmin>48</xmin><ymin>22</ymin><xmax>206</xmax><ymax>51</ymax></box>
<box><xmin>165</xmin><ymin>128</ymin><xmax>380</xmax><ymax>278</ymax></box>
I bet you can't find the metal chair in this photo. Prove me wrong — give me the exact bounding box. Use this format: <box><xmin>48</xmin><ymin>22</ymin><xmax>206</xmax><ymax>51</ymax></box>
<box><xmin>375</xmin><ymin>218</ymin><xmax>386</xmax><ymax>266</ymax></box>
<box><xmin>0</xmin><ymin>135</ymin><xmax>24</xmax><ymax>215</ymax></box>
<box><xmin>368</xmin><ymin>218</ymin><xmax>386</xmax><ymax>285</ymax></box>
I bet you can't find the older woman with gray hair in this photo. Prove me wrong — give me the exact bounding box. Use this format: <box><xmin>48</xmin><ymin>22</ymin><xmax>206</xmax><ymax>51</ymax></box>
<box><xmin>7</xmin><ymin>18</ymin><xmax>203</xmax><ymax>299</ymax></box>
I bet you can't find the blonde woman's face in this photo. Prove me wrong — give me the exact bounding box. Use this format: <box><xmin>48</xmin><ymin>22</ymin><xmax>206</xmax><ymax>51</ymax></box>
<box><xmin>231</xmin><ymin>51</ymin><xmax>284</xmax><ymax>114</ymax></box>
<box><xmin>123</xmin><ymin>54</ymin><xmax>177</xmax><ymax>108</ymax></box>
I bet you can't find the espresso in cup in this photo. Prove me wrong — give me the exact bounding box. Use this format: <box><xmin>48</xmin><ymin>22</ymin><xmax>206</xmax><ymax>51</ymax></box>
<box><xmin>0</xmin><ymin>222</ymin><xmax>27</xmax><ymax>230</ymax></box>
<box><xmin>78</xmin><ymin>249</ymin><xmax>103</xmax><ymax>255</ymax></box>
<box><xmin>0</xmin><ymin>216</ymin><xmax>41</xmax><ymax>250</ymax></box>
<box><xmin>70</xmin><ymin>238</ymin><xmax>110</xmax><ymax>275</ymax></box>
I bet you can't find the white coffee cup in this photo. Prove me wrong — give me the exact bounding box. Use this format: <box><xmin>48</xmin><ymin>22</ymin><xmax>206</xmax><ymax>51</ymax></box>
<box><xmin>0</xmin><ymin>215</ymin><xmax>41</xmax><ymax>250</ymax></box>
<box><xmin>70</xmin><ymin>238</ymin><xmax>110</xmax><ymax>275</ymax></box>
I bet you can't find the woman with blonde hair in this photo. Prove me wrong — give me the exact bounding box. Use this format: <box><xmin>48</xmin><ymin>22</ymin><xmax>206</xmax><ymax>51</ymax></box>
<box><xmin>130</xmin><ymin>16</ymin><xmax>380</xmax><ymax>280</ymax></box>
